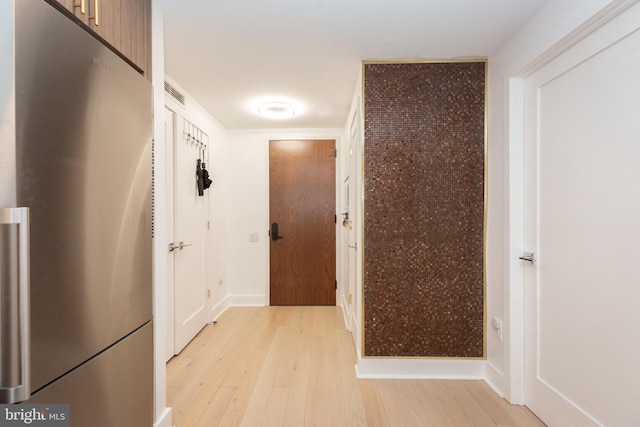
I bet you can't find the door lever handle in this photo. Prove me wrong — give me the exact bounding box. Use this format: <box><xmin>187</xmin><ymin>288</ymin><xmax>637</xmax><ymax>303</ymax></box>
<box><xmin>519</xmin><ymin>252</ymin><xmax>535</xmax><ymax>264</ymax></box>
<box><xmin>168</xmin><ymin>242</ymin><xmax>179</xmax><ymax>252</ymax></box>
<box><xmin>178</xmin><ymin>241</ymin><xmax>192</xmax><ymax>250</ymax></box>
<box><xmin>271</xmin><ymin>223</ymin><xmax>284</xmax><ymax>241</ymax></box>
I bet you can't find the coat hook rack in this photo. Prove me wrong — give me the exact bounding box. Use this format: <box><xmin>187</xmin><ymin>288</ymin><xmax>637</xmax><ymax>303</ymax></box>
<box><xmin>182</xmin><ymin>117</ymin><xmax>208</xmax><ymax>153</ymax></box>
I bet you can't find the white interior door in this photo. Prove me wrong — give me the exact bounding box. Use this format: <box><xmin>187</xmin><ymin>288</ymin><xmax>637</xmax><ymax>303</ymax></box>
<box><xmin>342</xmin><ymin>176</ymin><xmax>354</xmax><ymax>327</ymax></box>
<box><xmin>347</xmin><ymin>107</ymin><xmax>360</xmax><ymax>344</ymax></box>
<box><xmin>171</xmin><ymin>117</ymin><xmax>208</xmax><ymax>355</ymax></box>
<box><xmin>342</xmin><ymin>176</ymin><xmax>350</xmax><ymax>305</ymax></box>
<box><xmin>523</xmin><ymin>5</ymin><xmax>640</xmax><ymax>426</ymax></box>
<box><xmin>165</xmin><ymin>107</ymin><xmax>176</xmax><ymax>362</ymax></box>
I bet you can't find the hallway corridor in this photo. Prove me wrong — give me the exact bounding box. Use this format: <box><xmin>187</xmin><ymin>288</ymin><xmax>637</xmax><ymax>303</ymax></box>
<box><xmin>167</xmin><ymin>306</ymin><xmax>545</xmax><ymax>426</ymax></box>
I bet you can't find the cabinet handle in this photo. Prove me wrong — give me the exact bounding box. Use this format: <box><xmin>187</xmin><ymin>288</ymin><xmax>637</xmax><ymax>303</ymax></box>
<box><xmin>89</xmin><ymin>0</ymin><xmax>99</xmax><ymax>26</ymax></box>
<box><xmin>73</xmin><ymin>0</ymin><xmax>86</xmax><ymax>14</ymax></box>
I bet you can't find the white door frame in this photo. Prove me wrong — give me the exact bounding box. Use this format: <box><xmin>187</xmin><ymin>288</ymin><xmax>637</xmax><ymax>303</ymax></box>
<box><xmin>164</xmin><ymin>97</ymin><xmax>211</xmax><ymax>357</ymax></box>
<box><xmin>348</xmin><ymin>104</ymin><xmax>362</xmax><ymax>343</ymax></box>
<box><xmin>505</xmin><ymin>0</ymin><xmax>639</xmax><ymax>404</ymax></box>
<box><xmin>165</xmin><ymin>106</ymin><xmax>176</xmax><ymax>362</ymax></box>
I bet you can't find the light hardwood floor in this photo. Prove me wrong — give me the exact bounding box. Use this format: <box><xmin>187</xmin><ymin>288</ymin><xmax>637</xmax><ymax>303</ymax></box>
<box><xmin>167</xmin><ymin>306</ymin><xmax>545</xmax><ymax>427</ymax></box>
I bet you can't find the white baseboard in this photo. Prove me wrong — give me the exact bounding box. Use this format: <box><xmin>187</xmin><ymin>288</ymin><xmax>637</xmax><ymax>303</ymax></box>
<box><xmin>227</xmin><ymin>295</ymin><xmax>266</xmax><ymax>306</ymax></box>
<box><xmin>356</xmin><ymin>357</ymin><xmax>486</xmax><ymax>379</ymax></box>
<box><xmin>210</xmin><ymin>295</ymin><xmax>266</xmax><ymax>322</ymax></box>
<box><xmin>209</xmin><ymin>297</ymin><xmax>231</xmax><ymax>322</ymax></box>
<box><xmin>153</xmin><ymin>407</ymin><xmax>172</xmax><ymax>427</ymax></box>
<box><xmin>484</xmin><ymin>360</ymin><xmax>506</xmax><ymax>399</ymax></box>
<box><xmin>339</xmin><ymin>295</ymin><xmax>350</xmax><ymax>330</ymax></box>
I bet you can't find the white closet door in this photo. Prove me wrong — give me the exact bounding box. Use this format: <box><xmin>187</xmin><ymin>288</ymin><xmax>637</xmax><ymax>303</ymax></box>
<box><xmin>348</xmin><ymin>105</ymin><xmax>361</xmax><ymax>346</ymax></box>
<box><xmin>523</xmin><ymin>4</ymin><xmax>640</xmax><ymax>426</ymax></box>
<box><xmin>171</xmin><ymin>117</ymin><xmax>207</xmax><ymax>355</ymax></box>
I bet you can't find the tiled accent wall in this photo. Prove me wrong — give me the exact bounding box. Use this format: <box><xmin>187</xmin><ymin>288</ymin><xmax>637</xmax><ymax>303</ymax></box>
<box><xmin>363</xmin><ymin>62</ymin><xmax>485</xmax><ymax>358</ymax></box>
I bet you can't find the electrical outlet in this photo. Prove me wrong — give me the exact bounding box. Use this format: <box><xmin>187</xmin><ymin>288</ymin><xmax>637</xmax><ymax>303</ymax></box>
<box><xmin>491</xmin><ymin>317</ymin><xmax>503</xmax><ymax>341</ymax></box>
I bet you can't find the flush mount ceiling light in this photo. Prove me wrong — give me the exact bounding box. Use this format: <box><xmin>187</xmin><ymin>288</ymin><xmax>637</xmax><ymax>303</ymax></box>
<box><xmin>247</xmin><ymin>96</ymin><xmax>305</xmax><ymax>121</ymax></box>
<box><xmin>257</xmin><ymin>101</ymin><xmax>296</xmax><ymax>119</ymax></box>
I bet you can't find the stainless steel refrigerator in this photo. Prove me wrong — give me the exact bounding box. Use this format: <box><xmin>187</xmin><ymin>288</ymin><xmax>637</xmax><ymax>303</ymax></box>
<box><xmin>1</xmin><ymin>1</ymin><xmax>153</xmax><ymax>425</ymax></box>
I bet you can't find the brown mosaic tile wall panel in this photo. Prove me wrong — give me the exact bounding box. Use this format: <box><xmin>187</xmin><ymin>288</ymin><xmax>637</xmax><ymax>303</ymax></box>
<box><xmin>363</xmin><ymin>62</ymin><xmax>485</xmax><ymax>358</ymax></box>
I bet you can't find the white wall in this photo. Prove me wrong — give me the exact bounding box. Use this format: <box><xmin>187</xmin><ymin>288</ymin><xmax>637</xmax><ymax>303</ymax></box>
<box><xmin>205</xmin><ymin>113</ymin><xmax>230</xmax><ymax>319</ymax></box>
<box><xmin>486</xmin><ymin>0</ymin><xmax>624</xmax><ymax>402</ymax></box>
<box><xmin>225</xmin><ymin>129</ymin><xmax>346</xmax><ymax>306</ymax></box>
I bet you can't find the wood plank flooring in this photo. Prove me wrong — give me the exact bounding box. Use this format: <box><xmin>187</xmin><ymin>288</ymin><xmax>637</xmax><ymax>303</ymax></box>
<box><xmin>167</xmin><ymin>306</ymin><xmax>545</xmax><ymax>427</ymax></box>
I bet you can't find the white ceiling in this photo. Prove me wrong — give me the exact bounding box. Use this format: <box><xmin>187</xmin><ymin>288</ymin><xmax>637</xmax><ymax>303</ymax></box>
<box><xmin>163</xmin><ymin>0</ymin><xmax>550</xmax><ymax>130</ymax></box>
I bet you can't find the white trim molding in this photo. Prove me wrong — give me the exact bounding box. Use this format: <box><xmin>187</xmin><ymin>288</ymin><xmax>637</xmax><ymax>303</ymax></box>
<box><xmin>520</xmin><ymin>0</ymin><xmax>639</xmax><ymax>77</ymax></box>
<box><xmin>209</xmin><ymin>295</ymin><xmax>268</xmax><ymax>323</ymax></box>
<box><xmin>339</xmin><ymin>294</ymin><xmax>350</xmax><ymax>330</ymax></box>
<box><xmin>485</xmin><ymin>361</ymin><xmax>506</xmax><ymax>399</ymax></box>
<box><xmin>153</xmin><ymin>408</ymin><xmax>172</xmax><ymax>427</ymax></box>
<box><xmin>356</xmin><ymin>357</ymin><xmax>485</xmax><ymax>380</ymax></box>
<box><xmin>227</xmin><ymin>295</ymin><xmax>268</xmax><ymax>306</ymax></box>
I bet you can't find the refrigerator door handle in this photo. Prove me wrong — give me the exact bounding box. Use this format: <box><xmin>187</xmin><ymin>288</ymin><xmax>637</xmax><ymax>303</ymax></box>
<box><xmin>0</xmin><ymin>207</ymin><xmax>30</xmax><ymax>403</ymax></box>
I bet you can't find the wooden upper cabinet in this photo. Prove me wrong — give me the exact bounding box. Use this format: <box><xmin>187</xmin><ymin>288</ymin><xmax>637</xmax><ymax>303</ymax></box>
<box><xmin>116</xmin><ymin>1</ymin><xmax>150</xmax><ymax>77</ymax></box>
<box><xmin>55</xmin><ymin>0</ymin><xmax>89</xmax><ymax>23</ymax></box>
<box><xmin>51</xmin><ymin>0</ymin><xmax>151</xmax><ymax>78</ymax></box>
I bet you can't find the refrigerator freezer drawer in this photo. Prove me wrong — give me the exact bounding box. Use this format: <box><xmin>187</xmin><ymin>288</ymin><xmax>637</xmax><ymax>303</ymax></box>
<box><xmin>27</xmin><ymin>321</ymin><xmax>153</xmax><ymax>427</ymax></box>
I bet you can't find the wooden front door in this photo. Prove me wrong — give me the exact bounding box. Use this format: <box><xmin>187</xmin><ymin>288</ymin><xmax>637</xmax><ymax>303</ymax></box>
<box><xmin>269</xmin><ymin>139</ymin><xmax>336</xmax><ymax>305</ymax></box>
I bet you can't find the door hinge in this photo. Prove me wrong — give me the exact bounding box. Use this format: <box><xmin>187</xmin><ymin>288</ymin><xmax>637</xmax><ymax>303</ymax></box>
<box><xmin>335</xmin><ymin>214</ymin><xmax>337</xmax><ymax>224</ymax></box>
<box><xmin>334</xmin><ymin>148</ymin><xmax>337</xmax><ymax>158</ymax></box>
<box><xmin>207</xmin><ymin>289</ymin><xmax>211</xmax><ymax>298</ymax></box>
<box><xmin>335</xmin><ymin>280</ymin><xmax>337</xmax><ymax>290</ymax></box>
